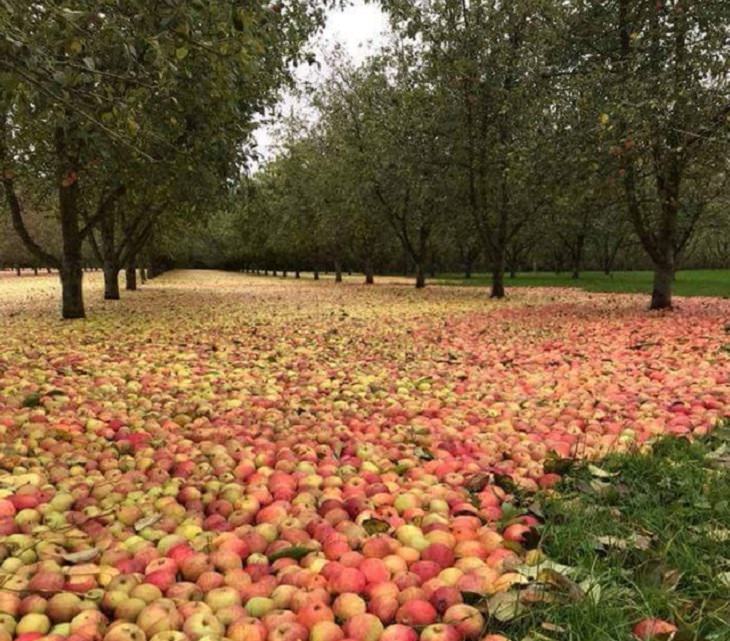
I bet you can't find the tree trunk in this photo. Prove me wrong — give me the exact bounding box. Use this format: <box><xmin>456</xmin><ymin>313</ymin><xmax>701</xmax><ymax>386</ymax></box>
<box><xmin>571</xmin><ymin>234</ymin><xmax>585</xmax><ymax>280</ymax></box>
<box><xmin>140</xmin><ymin>267</ymin><xmax>147</xmax><ymax>284</ymax></box>
<box><xmin>15</xmin><ymin>266</ymin><xmax>20</xmax><ymax>276</ymax></box>
<box><xmin>272</xmin><ymin>269</ymin><xmax>277</xmax><ymax>277</ymax></box>
<box><xmin>282</xmin><ymin>270</ymin><xmax>287</xmax><ymax>278</ymax></box>
<box><xmin>60</xmin><ymin>265</ymin><xmax>84</xmax><ymax>319</ymax></box>
<box><xmin>313</xmin><ymin>270</ymin><xmax>319</xmax><ymax>281</ymax></box>
<box><xmin>415</xmin><ymin>262</ymin><xmax>426</xmax><ymax>289</ymax></box>
<box><xmin>33</xmin><ymin>267</ymin><xmax>38</xmax><ymax>275</ymax></box>
<box><xmin>364</xmin><ymin>258</ymin><xmax>375</xmax><ymax>285</ymax></box>
<box><xmin>295</xmin><ymin>270</ymin><xmax>300</xmax><ymax>279</ymax></box>
<box><xmin>334</xmin><ymin>259</ymin><xmax>343</xmax><ymax>283</ymax></box>
<box><xmin>490</xmin><ymin>252</ymin><xmax>506</xmax><ymax>299</ymax></box>
<box><xmin>103</xmin><ymin>263</ymin><xmax>120</xmax><ymax>300</ymax></box>
<box><xmin>125</xmin><ymin>258</ymin><xmax>138</xmax><ymax>291</ymax></box>
<box><xmin>650</xmin><ymin>264</ymin><xmax>674</xmax><ymax>310</ymax></box>
<box><xmin>58</xmin><ymin>148</ymin><xmax>85</xmax><ymax>319</ymax></box>
<box><xmin>464</xmin><ymin>255</ymin><xmax>473</xmax><ymax>279</ymax></box>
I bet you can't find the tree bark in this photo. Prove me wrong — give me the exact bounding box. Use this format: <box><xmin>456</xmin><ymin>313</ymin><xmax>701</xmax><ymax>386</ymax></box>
<box><xmin>125</xmin><ymin>257</ymin><xmax>138</xmax><ymax>291</ymax></box>
<box><xmin>334</xmin><ymin>259</ymin><xmax>343</xmax><ymax>283</ymax></box>
<box><xmin>56</xmin><ymin>139</ymin><xmax>86</xmax><ymax>320</ymax></box>
<box><xmin>415</xmin><ymin>262</ymin><xmax>426</xmax><ymax>289</ymax></box>
<box><xmin>650</xmin><ymin>263</ymin><xmax>674</xmax><ymax>310</ymax></box>
<box><xmin>491</xmin><ymin>251</ymin><xmax>506</xmax><ymax>299</ymax></box>
<box><xmin>140</xmin><ymin>267</ymin><xmax>147</xmax><ymax>284</ymax></box>
<box><xmin>60</xmin><ymin>265</ymin><xmax>84</xmax><ymax>319</ymax></box>
<box><xmin>15</xmin><ymin>266</ymin><xmax>20</xmax><ymax>277</ymax></box>
<box><xmin>464</xmin><ymin>252</ymin><xmax>474</xmax><ymax>279</ymax></box>
<box><xmin>103</xmin><ymin>264</ymin><xmax>120</xmax><ymax>300</ymax></box>
<box><xmin>99</xmin><ymin>212</ymin><xmax>120</xmax><ymax>300</ymax></box>
<box><xmin>571</xmin><ymin>234</ymin><xmax>585</xmax><ymax>279</ymax></box>
<box><xmin>313</xmin><ymin>270</ymin><xmax>319</xmax><ymax>281</ymax></box>
<box><xmin>364</xmin><ymin>258</ymin><xmax>375</xmax><ymax>285</ymax></box>
<box><xmin>295</xmin><ymin>270</ymin><xmax>301</xmax><ymax>279</ymax></box>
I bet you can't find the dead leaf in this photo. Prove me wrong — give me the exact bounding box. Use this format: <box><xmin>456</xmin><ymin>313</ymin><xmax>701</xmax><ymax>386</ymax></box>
<box><xmin>62</xmin><ymin>548</ymin><xmax>101</xmax><ymax>563</ymax></box>
<box><xmin>537</xmin><ymin>568</ymin><xmax>586</xmax><ymax>602</ymax></box>
<box><xmin>134</xmin><ymin>513</ymin><xmax>162</xmax><ymax>532</ymax></box>
<box><xmin>488</xmin><ymin>590</ymin><xmax>524</xmax><ymax>622</ymax></box>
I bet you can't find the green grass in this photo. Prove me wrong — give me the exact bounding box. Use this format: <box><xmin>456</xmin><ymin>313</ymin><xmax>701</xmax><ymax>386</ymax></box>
<box><xmin>488</xmin><ymin>424</ymin><xmax>730</xmax><ymax>641</ymax></box>
<box><xmin>436</xmin><ymin>270</ymin><xmax>730</xmax><ymax>298</ymax></box>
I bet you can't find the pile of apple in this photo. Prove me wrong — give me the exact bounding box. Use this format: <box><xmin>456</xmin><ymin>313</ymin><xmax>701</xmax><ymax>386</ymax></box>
<box><xmin>0</xmin><ymin>396</ymin><xmax>690</xmax><ymax>641</ymax></box>
<box><xmin>2</xmin><ymin>278</ymin><xmax>725</xmax><ymax>641</ymax></box>
<box><xmin>0</xmin><ymin>397</ymin><xmax>578</xmax><ymax>641</ymax></box>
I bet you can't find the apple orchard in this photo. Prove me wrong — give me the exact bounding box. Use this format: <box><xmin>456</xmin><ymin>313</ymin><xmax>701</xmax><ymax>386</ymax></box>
<box><xmin>0</xmin><ymin>272</ymin><xmax>728</xmax><ymax>641</ymax></box>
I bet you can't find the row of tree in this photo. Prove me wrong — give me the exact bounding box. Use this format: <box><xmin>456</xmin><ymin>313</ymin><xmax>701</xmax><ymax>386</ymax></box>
<box><xmin>2</xmin><ymin>1</ymin><xmax>729</xmax><ymax>314</ymax></box>
<box><xmin>1</xmin><ymin>1</ymin><xmax>339</xmax><ymax>317</ymax></box>
<box><xmin>170</xmin><ymin>0</ymin><xmax>729</xmax><ymax>310</ymax></box>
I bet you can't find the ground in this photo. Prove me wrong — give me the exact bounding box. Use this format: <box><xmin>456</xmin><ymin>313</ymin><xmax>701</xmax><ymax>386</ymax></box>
<box><xmin>0</xmin><ymin>271</ymin><xmax>728</xmax><ymax>641</ymax></box>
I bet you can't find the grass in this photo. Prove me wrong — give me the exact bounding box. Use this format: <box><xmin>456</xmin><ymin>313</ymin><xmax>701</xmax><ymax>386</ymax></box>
<box><xmin>436</xmin><ymin>270</ymin><xmax>730</xmax><ymax>298</ymax></box>
<box><xmin>490</xmin><ymin>423</ymin><xmax>730</xmax><ymax>641</ymax></box>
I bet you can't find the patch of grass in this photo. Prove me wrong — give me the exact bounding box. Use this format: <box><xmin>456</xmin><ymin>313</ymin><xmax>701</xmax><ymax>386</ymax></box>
<box><xmin>492</xmin><ymin>424</ymin><xmax>730</xmax><ymax>641</ymax></box>
<box><xmin>436</xmin><ymin>270</ymin><xmax>730</xmax><ymax>298</ymax></box>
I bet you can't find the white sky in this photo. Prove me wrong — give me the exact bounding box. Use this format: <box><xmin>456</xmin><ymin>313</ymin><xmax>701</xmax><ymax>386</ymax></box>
<box><xmin>253</xmin><ymin>1</ymin><xmax>389</xmax><ymax>161</ymax></box>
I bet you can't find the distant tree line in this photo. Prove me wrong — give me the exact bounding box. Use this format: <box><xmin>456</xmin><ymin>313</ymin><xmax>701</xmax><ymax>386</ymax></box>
<box><xmin>2</xmin><ymin>1</ymin><xmax>729</xmax><ymax>313</ymax></box>
<box><xmin>1</xmin><ymin>1</ymin><xmax>338</xmax><ymax>317</ymax></box>
<box><xmin>165</xmin><ymin>0</ymin><xmax>729</xmax><ymax>309</ymax></box>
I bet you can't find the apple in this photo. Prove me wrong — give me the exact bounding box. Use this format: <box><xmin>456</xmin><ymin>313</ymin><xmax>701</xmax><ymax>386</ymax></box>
<box><xmin>266</xmin><ymin>621</ymin><xmax>309</xmax><ymax>641</ymax></box>
<box><xmin>343</xmin><ymin>614</ymin><xmax>384</xmax><ymax>641</ymax></box>
<box><xmin>17</xmin><ymin>614</ymin><xmax>52</xmax><ymax>636</ymax></box>
<box><xmin>104</xmin><ymin>622</ymin><xmax>146</xmax><ymax>641</ymax></box>
<box><xmin>632</xmin><ymin>619</ymin><xmax>678</xmax><ymax>640</ymax></box>
<box><xmin>245</xmin><ymin>597</ymin><xmax>275</xmax><ymax>618</ymax></box>
<box><xmin>381</xmin><ymin>626</ymin><xmax>418</xmax><ymax>641</ymax></box>
<box><xmin>420</xmin><ymin>625</ymin><xmax>461</xmax><ymax>641</ymax></box>
<box><xmin>296</xmin><ymin>603</ymin><xmax>334</xmax><ymax>629</ymax></box>
<box><xmin>443</xmin><ymin>605</ymin><xmax>484</xmax><ymax>640</ymax></box>
<box><xmin>395</xmin><ymin>601</ymin><xmax>437</xmax><ymax>627</ymax></box>
<box><xmin>310</xmin><ymin>621</ymin><xmax>345</xmax><ymax>641</ymax></box>
<box><xmin>149</xmin><ymin>633</ymin><xmax>187</xmax><ymax>641</ymax></box>
<box><xmin>204</xmin><ymin>587</ymin><xmax>241</xmax><ymax>612</ymax></box>
<box><xmin>136</xmin><ymin>602</ymin><xmax>182</xmax><ymax>636</ymax></box>
<box><xmin>228</xmin><ymin>618</ymin><xmax>268</xmax><ymax>641</ymax></box>
<box><xmin>114</xmin><ymin>599</ymin><xmax>147</xmax><ymax>623</ymax></box>
<box><xmin>182</xmin><ymin>612</ymin><xmax>224</xmax><ymax>641</ymax></box>
<box><xmin>332</xmin><ymin>594</ymin><xmax>366</xmax><ymax>621</ymax></box>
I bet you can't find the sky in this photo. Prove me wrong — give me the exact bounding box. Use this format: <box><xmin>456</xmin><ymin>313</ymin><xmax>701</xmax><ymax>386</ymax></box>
<box><xmin>253</xmin><ymin>1</ymin><xmax>389</xmax><ymax>161</ymax></box>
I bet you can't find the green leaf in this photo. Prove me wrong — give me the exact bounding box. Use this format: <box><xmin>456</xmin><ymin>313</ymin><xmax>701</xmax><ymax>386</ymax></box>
<box><xmin>267</xmin><ymin>546</ymin><xmax>313</xmax><ymax>562</ymax></box>
<box><xmin>363</xmin><ymin>518</ymin><xmax>391</xmax><ymax>536</ymax></box>
<box><xmin>415</xmin><ymin>446</ymin><xmax>434</xmax><ymax>461</ymax></box>
<box><xmin>176</xmin><ymin>47</ymin><xmax>189</xmax><ymax>61</ymax></box>
<box><xmin>588</xmin><ymin>464</ymin><xmax>618</xmax><ymax>478</ymax></box>
<box><xmin>460</xmin><ymin>591</ymin><xmax>485</xmax><ymax>606</ymax></box>
<box><xmin>22</xmin><ymin>393</ymin><xmax>42</xmax><ymax>408</ymax></box>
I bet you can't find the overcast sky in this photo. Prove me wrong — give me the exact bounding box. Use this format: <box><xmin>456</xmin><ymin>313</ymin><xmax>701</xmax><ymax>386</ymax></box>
<box><xmin>253</xmin><ymin>1</ymin><xmax>389</xmax><ymax>161</ymax></box>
